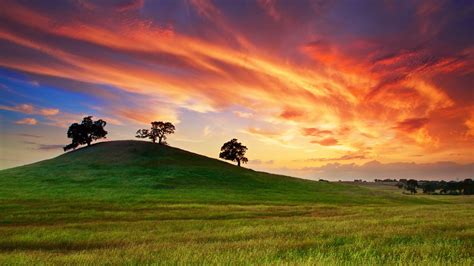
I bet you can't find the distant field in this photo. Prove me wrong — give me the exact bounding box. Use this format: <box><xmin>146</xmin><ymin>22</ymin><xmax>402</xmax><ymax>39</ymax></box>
<box><xmin>0</xmin><ymin>141</ymin><xmax>472</xmax><ymax>264</ymax></box>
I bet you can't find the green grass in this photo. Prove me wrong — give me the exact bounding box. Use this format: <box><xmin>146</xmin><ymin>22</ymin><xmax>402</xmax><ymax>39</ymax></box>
<box><xmin>0</xmin><ymin>141</ymin><xmax>472</xmax><ymax>264</ymax></box>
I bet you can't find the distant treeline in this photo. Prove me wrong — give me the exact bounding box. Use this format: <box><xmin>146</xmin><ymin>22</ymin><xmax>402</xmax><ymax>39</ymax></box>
<box><xmin>374</xmin><ymin>179</ymin><xmax>397</xmax><ymax>182</ymax></box>
<box><xmin>361</xmin><ymin>178</ymin><xmax>474</xmax><ymax>195</ymax></box>
<box><xmin>396</xmin><ymin>179</ymin><xmax>474</xmax><ymax>195</ymax></box>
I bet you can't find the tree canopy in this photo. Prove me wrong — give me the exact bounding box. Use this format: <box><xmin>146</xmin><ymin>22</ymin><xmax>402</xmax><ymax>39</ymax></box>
<box><xmin>219</xmin><ymin>138</ymin><xmax>248</xmax><ymax>167</ymax></box>
<box><xmin>63</xmin><ymin>116</ymin><xmax>107</xmax><ymax>151</ymax></box>
<box><xmin>406</xmin><ymin>179</ymin><xmax>418</xmax><ymax>194</ymax></box>
<box><xmin>136</xmin><ymin>121</ymin><xmax>175</xmax><ymax>144</ymax></box>
<box><xmin>397</xmin><ymin>178</ymin><xmax>474</xmax><ymax>195</ymax></box>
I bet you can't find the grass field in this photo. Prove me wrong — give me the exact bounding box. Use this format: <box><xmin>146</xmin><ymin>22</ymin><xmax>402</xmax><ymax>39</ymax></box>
<box><xmin>0</xmin><ymin>141</ymin><xmax>472</xmax><ymax>264</ymax></box>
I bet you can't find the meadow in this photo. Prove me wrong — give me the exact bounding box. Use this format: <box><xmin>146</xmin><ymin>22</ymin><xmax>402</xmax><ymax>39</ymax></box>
<box><xmin>0</xmin><ymin>141</ymin><xmax>472</xmax><ymax>264</ymax></box>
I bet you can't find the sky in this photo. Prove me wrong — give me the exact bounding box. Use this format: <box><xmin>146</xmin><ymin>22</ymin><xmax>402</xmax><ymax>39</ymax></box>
<box><xmin>0</xmin><ymin>0</ymin><xmax>473</xmax><ymax>180</ymax></box>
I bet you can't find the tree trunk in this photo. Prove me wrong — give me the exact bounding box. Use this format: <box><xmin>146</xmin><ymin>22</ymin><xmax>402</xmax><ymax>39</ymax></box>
<box><xmin>237</xmin><ymin>159</ymin><xmax>241</xmax><ymax>167</ymax></box>
<box><xmin>158</xmin><ymin>137</ymin><xmax>162</xmax><ymax>144</ymax></box>
<box><xmin>87</xmin><ymin>141</ymin><xmax>91</xmax><ymax>146</ymax></box>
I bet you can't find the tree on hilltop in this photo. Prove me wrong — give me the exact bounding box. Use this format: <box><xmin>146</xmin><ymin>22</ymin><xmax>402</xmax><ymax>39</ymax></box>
<box><xmin>136</xmin><ymin>121</ymin><xmax>175</xmax><ymax>144</ymax></box>
<box><xmin>64</xmin><ymin>116</ymin><xmax>107</xmax><ymax>151</ymax></box>
<box><xmin>219</xmin><ymin>138</ymin><xmax>248</xmax><ymax>167</ymax></box>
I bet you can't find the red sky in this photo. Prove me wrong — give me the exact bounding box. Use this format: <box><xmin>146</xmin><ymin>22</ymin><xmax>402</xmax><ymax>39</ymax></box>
<box><xmin>0</xmin><ymin>0</ymin><xmax>473</xmax><ymax>180</ymax></box>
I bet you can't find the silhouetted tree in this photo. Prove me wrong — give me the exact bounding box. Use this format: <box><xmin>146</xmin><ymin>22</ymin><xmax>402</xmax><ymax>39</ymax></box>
<box><xmin>406</xmin><ymin>179</ymin><xmax>418</xmax><ymax>194</ymax></box>
<box><xmin>420</xmin><ymin>181</ymin><xmax>437</xmax><ymax>194</ymax></box>
<box><xmin>396</xmin><ymin>179</ymin><xmax>474</xmax><ymax>196</ymax></box>
<box><xmin>136</xmin><ymin>121</ymin><xmax>175</xmax><ymax>144</ymax></box>
<box><xmin>462</xmin><ymin>179</ymin><xmax>474</xmax><ymax>195</ymax></box>
<box><xmin>397</xmin><ymin>179</ymin><xmax>407</xmax><ymax>189</ymax></box>
<box><xmin>219</xmin><ymin>138</ymin><xmax>248</xmax><ymax>167</ymax></box>
<box><xmin>443</xmin><ymin>181</ymin><xmax>462</xmax><ymax>194</ymax></box>
<box><xmin>439</xmin><ymin>180</ymin><xmax>448</xmax><ymax>194</ymax></box>
<box><xmin>63</xmin><ymin>116</ymin><xmax>107</xmax><ymax>151</ymax></box>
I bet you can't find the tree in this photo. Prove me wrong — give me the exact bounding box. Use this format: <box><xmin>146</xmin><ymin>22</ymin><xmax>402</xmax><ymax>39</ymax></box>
<box><xmin>219</xmin><ymin>138</ymin><xmax>248</xmax><ymax>167</ymax></box>
<box><xmin>462</xmin><ymin>179</ymin><xmax>474</xmax><ymax>195</ymax></box>
<box><xmin>397</xmin><ymin>179</ymin><xmax>474</xmax><ymax>196</ymax></box>
<box><xmin>136</xmin><ymin>121</ymin><xmax>175</xmax><ymax>144</ymax></box>
<box><xmin>63</xmin><ymin>116</ymin><xmax>107</xmax><ymax>151</ymax></box>
<box><xmin>406</xmin><ymin>179</ymin><xmax>418</xmax><ymax>194</ymax></box>
<box><xmin>439</xmin><ymin>180</ymin><xmax>448</xmax><ymax>194</ymax></box>
<box><xmin>397</xmin><ymin>179</ymin><xmax>407</xmax><ymax>189</ymax></box>
<box><xmin>445</xmin><ymin>181</ymin><xmax>462</xmax><ymax>194</ymax></box>
<box><xmin>420</xmin><ymin>181</ymin><xmax>437</xmax><ymax>194</ymax></box>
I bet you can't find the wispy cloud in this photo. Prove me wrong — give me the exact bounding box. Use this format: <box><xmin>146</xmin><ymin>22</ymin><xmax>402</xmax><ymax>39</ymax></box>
<box><xmin>233</xmin><ymin>111</ymin><xmax>253</xmax><ymax>119</ymax></box>
<box><xmin>0</xmin><ymin>103</ymin><xmax>59</xmax><ymax>116</ymax></box>
<box><xmin>23</xmin><ymin>140</ymin><xmax>63</xmax><ymax>150</ymax></box>
<box><xmin>18</xmin><ymin>133</ymin><xmax>42</xmax><ymax>138</ymax></box>
<box><xmin>15</xmin><ymin>117</ymin><xmax>37</xmax><ymax>125</ymax></box>
<box><xmin>302</xmin><ymin>153</ymin><xmax>367</xmax><ymax>162</ymax></box>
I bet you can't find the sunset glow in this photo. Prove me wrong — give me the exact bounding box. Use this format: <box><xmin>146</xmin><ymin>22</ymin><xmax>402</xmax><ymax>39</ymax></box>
<box><xmin>0</xmin><ymin>0</ymin><xmax>472</xmax><ymax>179</ymax></box>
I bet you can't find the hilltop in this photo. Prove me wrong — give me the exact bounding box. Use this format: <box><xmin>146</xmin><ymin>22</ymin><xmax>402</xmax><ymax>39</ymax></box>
<box><xmin>0</xmin><ymin>140</ymin><xmax>429</xmax><ymax>204</ymax></box>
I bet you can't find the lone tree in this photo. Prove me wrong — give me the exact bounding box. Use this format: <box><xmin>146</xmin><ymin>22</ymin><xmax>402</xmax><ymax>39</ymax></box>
<box><xmin>64</xmin><ymin>116</ymin><xmax>107</xmax><ymax>151</ymax></box>
<box><xmin>136</xmin><ymin>121</ymin><xmax>175</xmax><ymax>144</ymax></box>
<box><xmin>219</xmin><ymin>138</ymin><xmax>248</xmax><ymax>167</ymax></box>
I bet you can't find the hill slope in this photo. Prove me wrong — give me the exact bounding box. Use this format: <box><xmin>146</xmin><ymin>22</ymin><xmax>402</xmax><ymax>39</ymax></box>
<box><xmin>0</xmin><ymin>140</ymin><xmax>429</xmax><ymax>204</ymax></box>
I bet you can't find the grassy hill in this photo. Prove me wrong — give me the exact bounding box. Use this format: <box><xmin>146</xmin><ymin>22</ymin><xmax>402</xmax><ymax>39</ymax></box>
<box><xmin>0</xmin><ymin>140</ymin><xmax>427</xmax><ymax>205</ymax></box>
<box><xmin>0</xmin><ymin>141</ymin><xmax>472</xmax><ymax>264</ymax></box>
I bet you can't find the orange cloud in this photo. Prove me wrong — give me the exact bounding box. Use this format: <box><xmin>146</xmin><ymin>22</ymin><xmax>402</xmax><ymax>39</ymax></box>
<box><xmin>39</xmin><ymin>108</ymin><xmax>59</xmax><ymax>116</ymax></box>
<box><xmin>279</xmin><ymin>107</ymin><xmax>306</xmax><ymax>120</ymax></box>
<box><xmin>466</xmin><ymin>118</ymin><xmax>474</xmax><ymax>137</ymax></box>
<box><xmin>0</xmin><ymin>104</ymin><xmax>59</xmax><ymax>116</ymax></box>
<box><xmin>0</xmin><ymin>104</ymin><xmax>34</xmax><ymax>113</ymax></box>
<box><xmin>394</xmin><ymin>117</ymin><xmax>429</xmax><ymax>132</ymax></box>
<box><xmin>311</xmin><ymin>137</ymin><xmax>338</xmax><ymax>146</ymax></box>
<box><xmin>116</xmin><ymin>106</ymin><xmax>178</xmax><ymax>125</ymax></box>
<box><xmin>246</xmin><ymin>127</ymin><xmax>282</xmax><ymax>138</ymax></box>
<box><xmin>302</xmin><ymin>128</ymin><xmax>333</xmax><ymax>137</ymax></box>
<box><xmin>302</xmin><ymin>153</ymin><xmax>367</xmax><ymax>162</ymax></box>
<box><xmin>15</xmin><ymin>118</ymin><xmax>37</xmax><ymax>125</ymax></box>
